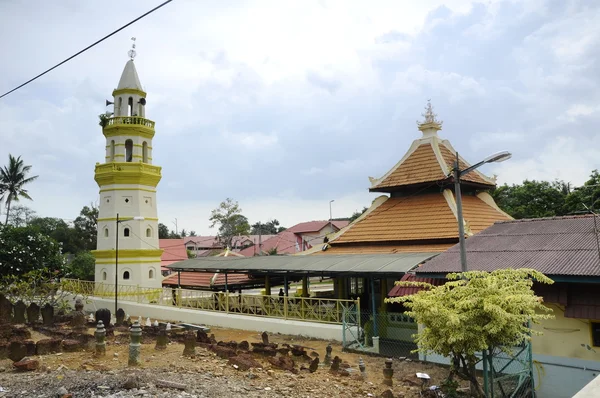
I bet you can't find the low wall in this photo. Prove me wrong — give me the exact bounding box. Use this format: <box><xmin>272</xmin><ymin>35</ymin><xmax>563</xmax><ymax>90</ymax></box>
<box><xmin>82</xmin><ymin>296</ymin><xmax>343</xmax><ymax>341</ymax></box>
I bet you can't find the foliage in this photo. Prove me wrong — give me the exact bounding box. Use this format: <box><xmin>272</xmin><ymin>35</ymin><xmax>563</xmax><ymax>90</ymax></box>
<box><xmin>180</xmin><ymin>229</ymin><xmax>187</xmax><ymax>237</ymax></box>
<box><xmin>65</xmin><ymin>251</ymin><xmax>95</xmax><ymax>281</ymax></box>
<box><xmin>209</xmin><ymin>198</ymin><xmax>251</xmax><ymax>248</ymax></box>
<box><xmin>251</xmin><ymin>219</ymin><xmax>286</xmax><ymax>235</ymax></box>
<box><xmin>73</xmin><ymin>204</ymin><xmax>98</xmax><ymax>251</ymax></box>
<box><xmin>0</xmin><ymin>154</ymin><xmax>39</xmax><ymax>224</ymax></box>
<box><xmin>29</xmin><ymin>216</ymin><xmax>79</xmax><ymax>254</ymax></box>
<box><xmin>7</xmin><ymin>204</ymin><xmax>36</xmax><ymax>227</ymax></box>
<box><xmin>98</xmin><ymin>113</ymin><xmax>110</xmax><ymax>127</ymax></box>
<box><xmin>187</xmin><ymin>249</ymin><xmax>195</xmax><ymax>259</ymax></box>
<box><xmin>386</xmin><ymin>268</ymin><xmax>554</xmax><ymax>396</ymax></box>
<box><xmin>0</xmin><ymin>224</ymin><xmax>66</xmax><ymax>278</ymax></box>
<box><xmin>492</xmin><ymin>180</ymin><xmax>569</xmax><ymax>219</ymax></box>
<box><xmin>564</xmin><ymin>170</ymin><xmax>600</xmax><ymax>213</ymax></box>
<box><xmin>158</xmin><ymin>223</ymin><xmax>169</xmax><ymax>239</ymax></box>
<box><xmin>266</xmin><ymin>247</ymin><xmax>278</xmax><ymax>255</ymax></box>
<box><xmin>0</xmin><ymin>268</ymin><xmax>82</xmax><ymax>310</ymax></box>
<box><xmin>349</xmin><ymin>207</ymin><xmax>368</xmax><ymax>223</ymax></box>
<box><xmin>189</xmin><ymin>230</ymin><xmax>197</xmax><ymax>237</ymax></box>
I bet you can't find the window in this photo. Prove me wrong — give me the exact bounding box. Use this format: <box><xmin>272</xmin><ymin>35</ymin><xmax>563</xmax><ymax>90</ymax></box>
<box><xmin>146</xmin><ymin>228</ymin><xmax>152</xmax><ymax>238</ymax></box>
<box><xmin>104</xmin><ymin>227</ymin><xmax>109</xmax><ymax>238</ymax></box>
<box><xmin>123</xmin><ymin>271</ymin><xmax>130</xmax><ymax>280</ymax></box>
<box><xmin>118</xmin><ymin>97</ymin><xmax>123</xmax><ymax>116</ymax></box>
<box><xmin>187</xmin><ymin>246</ymin><xmax>195</xmax><ymax>251</ymax></box>
<box><xmin>125</xmin><ymin>139</ymin><xmax>133</xmax><ymax>162</ymax></box>
<box><xmin>149</xmin><ymin>269</ymin><xmax>154</xmax><ymax>279</ymax></box>
<box><xmin>124</xmin><ymin>228</ymin><xmax>130</xmax><ymax>237</ymax></box>
<box><xmin>102</xmin><ymin>271</ymin><xmax>107</xmax><ymax>281</ymax></box>
<box><xmin>592</xmin><ymin>322</ymin><xmax>600</xmax><ymax>347</ymax></box>
<box><xmin>110</xmin><ymin>140</ymin><xmax>115</xmax><ymax>161</ymax></box>
<box><xmin>128</xmin><ymin>97</ymin><xmax>133</xmax><ymax>117</ymax></box>
<box><xmin>142</xmin><ymin>141</ymin><xmax>148</xmax><ymax>163</ymax></box>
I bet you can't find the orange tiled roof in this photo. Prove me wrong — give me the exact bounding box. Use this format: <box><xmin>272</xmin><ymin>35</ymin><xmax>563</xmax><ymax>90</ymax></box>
<box><xmin>332</xmin><ymin>192</ymin><xmax>510</xmax><ymax>245</ymax></box>
<box><xmin>313</xmin><ymin>243</ymin><xmax>453</xmax><ymax>255</ymax></box>
<box><xmin>335</xmin><ymin>193</ymin><xmax>458</xmax><ymax>243</ymax></box>
<box><xmin>371</xmin><ymin>144</ymin><xmax>446</xmax><ymax>189</ymax></box>
<box><xmin>162</xmin><ymin>271</ymin><xmax>255</xmax><ymax>289</ymax></box>
<box><xmin>438</xmin><ymin>144</ymin><xmax>492</xmax><ymax>186</ymax></box>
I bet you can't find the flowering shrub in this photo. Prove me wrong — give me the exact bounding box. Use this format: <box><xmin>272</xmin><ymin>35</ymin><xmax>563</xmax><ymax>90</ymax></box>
<box><xmin>0</xmin><ymin>224</ymin><xmax>66</xmax><ymax>278</ymax></box>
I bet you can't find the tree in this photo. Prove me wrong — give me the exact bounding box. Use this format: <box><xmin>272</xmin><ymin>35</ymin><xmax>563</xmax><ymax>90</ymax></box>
<box><xmin>209</xmin><ymin>198</ymin><xmax>250</xmax><ymax>248</ymax></box>
<box><xmin>65</xmin><ymin>251</ymin><xmax>95</xmax><ymax>281</ymax></box>
<box><xmin>189</xmin><ymin>230</ymin><xmax>197</xmax><ymax>237</ymax></box>
<box><xmin>386</xmin><ymin>269</ymin><xmax>553</xmax><ymax>396</ymax></box>
<box><xmin>180</xmin><ymin>229</ymin><xmax>187</xmax><ymax>237</ymax></box>
<box><xmin>29</xmin><ymin>216</ymin><xmax>81</xmax><ymax>254</ymax></box>
<box><xmin>564</xmin><ymin>170</ymin><xmax>600</xmax><ymax>214</ymax></box>
<box><xmin>0</xmin><ymin>154</ymin><xmax>39</xmax><ymax>224</ymax></box>
<box><xmin>158</xmin><ymin>223</ymin><xmax>169</xmax><ymax>239</ymax></box>
<box><xmin>251</xmin><ymin>219</ymin><xmax>286</xmax><ymax>235</ymax></box>
<box><xmin>492</xmin><ymin>180</ymin><xmax>568</xmax><ymax>219</ymax></box>
<box><xmin>7</xmin><ymin>205</ymin><xmax>36</xmax><ymax>227</ymax></box>
<box><xmin>349</xmin><ymin>207</ymin><xmax>368</xmax><ymax>223</ymax></box>
<box><xmin>73</xmin><ymin>204</ymin><xmax>98</xmax><ymax>251</ymax></box>
<box><xmin>0</xmin><ymin>224</ymin><xmax>65</xmax><ymax>278</ymax></box>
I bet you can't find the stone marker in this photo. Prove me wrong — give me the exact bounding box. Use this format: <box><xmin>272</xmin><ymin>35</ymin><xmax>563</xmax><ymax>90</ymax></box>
<box><xmin>359</xmin><ymin>357</ymin><xmax>366</xmax><ymax>379</ymax></box>
<box><xmin>70</xmin><ymin>299</ymin><xmax>86</xmax><ymax>333</ymax></box>
<box><xmin>330</xmin><ymin>355</ymin><xmax>341</xmax><ymax>372</ymax></box>
<box><xmin>261</xmin><ymin>331</ymin><xmax>269</xmax><ymax>344</ymax></box>
<box><xmin>145</xmin><ymin>317</ymin><xmax>151</xmax><ymax>327</ymax></box>
<box><xmin>309</xmin><ymin>356</ymin><xmax>319</xmax><ymax>373</ymax></box>
<box><xmin>9</xmin><ymin>341</ymin><xmax>26</xmax><ymax>362</ymax></box>
<box><xmin>41</xmin><ymin>304</ymin><xmax>54</xmax><ymax>326</ymax></box>
<box><xmin>166</xmin><ymin>322</ymin><xmax>171</xmax><ymax>331</ymax></box>
<box><xmin>129</xmin><ymin>321</ymin><xmax>142</xmax><ymax>366</ymax></box>
<box><xmin>0</xmin><ymin>294</ymin><xmax>14</xmax><ymax>324</ymax></box>
<box><xmin>26</xmin><ymin>303</ymin><xmax>40</xmax><ymax>324</ymax></box>
<box><xmin>95</xmin><ymin>309</ymin><xmax>111</xmax><ymax>328</ymax></box>
<box><xmin>13</xmin><ymin>301</ymin><xmax>26</xmax><ymax>324</ymax></box>
<box><xmin>382</xmin><ymin>358</ymin><xmax>393</xmax><ymax>386</ymax></box>
<box><xmin>155</xmin><ymin>325</ymin><xmax>168</xmax><ymax>350</ymax></box>
<box><xmin>183</xmin><ymin>330</ymin><xmax>196</xmax><ymax>357</ymax></box>
<box><xmin>95</xmin><ymin>320</ymin><xmax>106</xmax><ymax>357</ymax></box>
<box><xmin>324</xmin><ymin>343</ymin><xmax>332</xmax><ymax>365</ymax></box>
<box><xmin>116</xmin><ymin>308</ymin><xmax>125</xmax><ymax>326</ymax></box>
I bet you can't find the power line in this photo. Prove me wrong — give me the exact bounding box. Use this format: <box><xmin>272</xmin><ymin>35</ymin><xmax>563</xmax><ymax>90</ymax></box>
<box><xmin>0</xmin><ymin>0</ymin><xmax>174</xmax><ymax>100</ymax></box>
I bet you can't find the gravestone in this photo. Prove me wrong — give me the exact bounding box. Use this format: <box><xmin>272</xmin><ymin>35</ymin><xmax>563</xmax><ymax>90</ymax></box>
<box><xmin>182</xmin><ymin>330</ymin><xmax>196</xmax><ymax>357</ymax></box>
<box><xmin>8</xmin><ymin>341</ymin><xmax>26</xmax><ymax>362</ymax></box>
<box><xmin>70</xmin><ymin>300</ymin><xmax>86</xmax><ymax>333</ymax></box>
<box><xmin>41</xmin><ymin>304</ymin><xmax>54</xmax><ymax>326</ymax></box>
<box><xmin>95</xmin><ymin>308</ymin><xmax>111</xmax><ymax>328</ymax></box>
<box><xmin>26</xmin><ymin>303</ymin><xmax>40</xmax><ymax>324</ymax></box>
<box><xmin>116</xmin><ymin>308</ymin><xmax>125</xmax><ymax>326</ymax></box>
<box><xmin>359</xmin><ymin>357</ymin><xmax>366</xmax><ymax>379</ymax></box>
<box><xmin>128</xmin><ymin>321</ymin><xmax>142</xmax><ymax>366</ymax></box>
<box><xmin>13</xmin><ymin>301</ymin><xmax>26</xmax><ymax>324</ymax></box>
<box><xmin>0</xmin><ymin>294</ymin><xmax>13</xmax><ymax>324</ymax></box>
<box><xmin>382</xmin><ymin>358</ymin><xmax>393</xmax><ymax>386</ymax></box>
<box><xmin>261</xmin><ymin>331</ymin><xmax>269</xmax><ymax>344</ymax></box>
<box><xmin>309</xmin><ymin>356</ymin><xmax>319</xmax><ymax>373</ymax></box>
<box><xmin>95</xmin><ymin>320</ymin><xmax>106</xmax><ymax>357</ymax></box>
<box><xmin>155</xmin><ymin>325</ymin><xmax>168</xmax><ymax>350</ymax></box>
<box><xmin>330</xmin><ymin>356</ymin><xmax>341</xmax><ymax>372</ymax></box>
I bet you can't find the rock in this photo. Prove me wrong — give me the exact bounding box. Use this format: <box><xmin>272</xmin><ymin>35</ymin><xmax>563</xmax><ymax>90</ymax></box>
<box><xmin>228</xmin><ymin>354</ymin><xmax>262</xmax><ymax>371</ymax></box>
<box><xmin>56</xmin><ymin>386</ymin><xmax>69</xmax><ymax>396</ymax></box>
<box><xmin>62</xmin><ymin>339</ymin><xmax>81</xmax><ymax>352</ymax></box>
<box><xmin>123</xmin><ymin>376</ymin><xmax>141</xmax><ymax>389</ymax></box>
<box><xmin>36</xmin><ymin>338</ymin><xmax>62</xmax><ymax>355</ymax></box>
<box><xmin>13</xmin><ymin>358</ymin><xmax>39</xmax><ymax>371</ymax></box>
<box><xmin>379</xmin><ymin>389</ymin><xmax>394</xmax><ymax>398</ymax></box>
<box><xmin>211</xmin><ymin>345</ymin><xmax>236</xmax><ymax>359</ymax></box>
<box><xmin>267</xmin><ymin>356</ymin><xmax>297</xmax><ymax>373</ymax></box>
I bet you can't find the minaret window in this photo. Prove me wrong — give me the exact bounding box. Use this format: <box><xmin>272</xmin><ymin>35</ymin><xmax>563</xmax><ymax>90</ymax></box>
<box><xmin>125</xmin><ymin>140</ymin><xmax>133</xmax><ymax>162</ymax></box>
<box><xmin>104</xmin><ymin>227</ymin><xmax>109</xmax><ymax>238</ymax></box>
<box><xmin>149</xmin><ymin>269</ymin><xmax>154</xmax><ymax>279</ymax></box>
<box><xmin>128</xmin><ymin>97</ymin><xmax>133</xmax><ymax>116</ymax></box>
<box><xmin>123</xmin><ymin>271</ymin><xmax>130</xmax><ymax>280</ymax></box>
<box><xmin>102</xmin><ymin>271</ymin><xmax>107</xmax><ymax>281</ymax></box>
<box><xmin>110</xmin><ymin>140</ymin><xmax>115</xmax><ymax>161</ymax></box>
<box><xmin>124</xmin><ymin>228</ymin><xmax>130</xmax><ymax>237</ymax></box>
<box><xmin>146</xmin><ymin>227</ymin><xmax>152</xmax><ymax>238</ymax></box>
<box><xmin>118</xmin><ymin>98</ymin><xmax>123</xmax><ymax>116</ymax></box>
<box><xmin>142</xmin><ymin>141</ymin><xmax>148</xmax><ymax>163</ymax></box>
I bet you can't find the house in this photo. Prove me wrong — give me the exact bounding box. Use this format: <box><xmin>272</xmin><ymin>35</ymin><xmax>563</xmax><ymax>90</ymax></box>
<box><xmin>159</xmin><ymin>239</ymin><xmax>188</xmax><ymax>276</ymax></box>
<box><xmin>412</xmin><ymin>215</ymin><xmax>600</xmax><ymax>398</ymax></box>
<box><xmin>183</xmin><ymin>235</ymin><xmax>276</xmax><ymax>257</ymax></box>
<box><xmin>287</xmin><ymin>220</ymin><xmax>349</xmax><ymax>248</ymax></box>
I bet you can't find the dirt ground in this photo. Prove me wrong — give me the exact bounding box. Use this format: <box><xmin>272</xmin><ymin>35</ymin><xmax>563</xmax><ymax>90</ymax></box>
<box><xmin>0</xmin><ymin>321</ymin><xmax>467</xmax><ymax>397</ymax></box>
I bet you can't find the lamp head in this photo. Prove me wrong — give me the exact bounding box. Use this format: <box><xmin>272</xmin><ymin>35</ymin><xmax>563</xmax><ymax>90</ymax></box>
<box><xmin>132</xmin><ymin>216</ymin><xmax>145</xmax><ymax>221</ymax></box>
<box><xmin>483</xmin><ymin>151</ymin><xmax>512</xmax><ymax>164</ymax></box>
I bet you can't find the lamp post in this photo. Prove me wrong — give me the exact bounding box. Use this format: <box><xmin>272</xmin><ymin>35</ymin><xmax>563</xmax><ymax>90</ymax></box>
<box><xmin>115</xmin><ymin>213</ymin><xmax>145</xmax><ymax>315</ymax></box>
<box><xmin>453</xmin><ymin>151</ymin><xmax>511</xmax><ymax>273</ymax></box>
<box><xmin>329</xmin><ymin>200</ymin><xmax>335</xmax><ymax>230</ymax></box>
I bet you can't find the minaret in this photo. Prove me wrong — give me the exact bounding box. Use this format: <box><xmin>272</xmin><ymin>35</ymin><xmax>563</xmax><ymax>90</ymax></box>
<box><xmin>93</xmin><ymin>39</ymin><xmax>163</xmax><ymax>289</ymax></box>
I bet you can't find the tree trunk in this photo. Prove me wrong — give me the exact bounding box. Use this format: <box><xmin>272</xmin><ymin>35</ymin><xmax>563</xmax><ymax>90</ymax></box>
<box><xmin>5</xmin><ymin>199</ymin><xmax>11</xmax><ymax>225</ymax></box>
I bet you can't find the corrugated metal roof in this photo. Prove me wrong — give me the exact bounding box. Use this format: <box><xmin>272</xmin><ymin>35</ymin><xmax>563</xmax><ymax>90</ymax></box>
<box><xmin>387</xmin><ymin>273</ymin><xmax>446</xmax><ymax>297</ymax></box>
<box><xmin>417</xmin><ymin>215</ymin><xmax>600</xmax><ymax>277</ymax></box>
<box><xmin>167</xmin><ymin>253</ymin><xmax>439</xmax><ymax>275</ymax></box>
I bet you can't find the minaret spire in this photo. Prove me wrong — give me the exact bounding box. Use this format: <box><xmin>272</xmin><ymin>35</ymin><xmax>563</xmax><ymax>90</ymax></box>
<box><xmin>128</xmin><ymin>37</ymin><xmax>137</xmax><ymax>60</ymax></box>
<box><xmin>417</xmin><ymin>100</ymin><xmax>443</xmax><ymax>137</ymax></box>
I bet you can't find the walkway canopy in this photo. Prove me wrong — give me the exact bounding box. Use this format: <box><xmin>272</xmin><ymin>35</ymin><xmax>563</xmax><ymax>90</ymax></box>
<box><xmin>167</xmin><ymin>253</ymin><xmax>439</xmax><ymax>277</ymax></box>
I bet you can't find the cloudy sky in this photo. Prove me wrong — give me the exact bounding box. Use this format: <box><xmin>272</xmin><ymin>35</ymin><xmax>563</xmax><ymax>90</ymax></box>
<box><xmin>1</xmin><ymin>0</ymin><xmax>599</xmax><ymax>235</ymax></box>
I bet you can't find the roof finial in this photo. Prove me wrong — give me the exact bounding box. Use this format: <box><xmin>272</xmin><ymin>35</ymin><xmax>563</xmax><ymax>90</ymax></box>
<box><xmin>417</xmin><ymin>100</ymin><xmax>443</xmax><ymax>136</ymax></box>
<box><xmin>128</xmin><ymin>37</ymin><xmax>137</xmax><ymax>60</ymax></box>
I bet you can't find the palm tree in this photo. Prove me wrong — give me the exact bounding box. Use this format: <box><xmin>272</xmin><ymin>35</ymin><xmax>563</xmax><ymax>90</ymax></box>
<box><xmin>0</xmin><ymin>155</ymin><xmax>38</xmax><ymax>224</ymax></box>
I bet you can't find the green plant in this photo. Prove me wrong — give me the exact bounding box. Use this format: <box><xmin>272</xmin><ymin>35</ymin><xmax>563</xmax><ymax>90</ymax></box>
<box><xmin>98</xmin><ymin>113</ymin><xmax>110</xmax><ymax>127</ymax></box>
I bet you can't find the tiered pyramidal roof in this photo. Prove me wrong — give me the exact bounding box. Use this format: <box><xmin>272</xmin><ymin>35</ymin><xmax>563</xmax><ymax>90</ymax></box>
<box><xmin>316</xmin><ymin>101</ymin><xmax>511</xmax><ymax>255</ymax></box>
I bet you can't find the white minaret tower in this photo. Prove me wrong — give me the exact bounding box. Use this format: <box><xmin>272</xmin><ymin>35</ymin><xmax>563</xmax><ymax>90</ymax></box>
<box><xmin>93</xmin><ymin>39</ymin><xmax>163</xmax><ymax>289</ymax></box>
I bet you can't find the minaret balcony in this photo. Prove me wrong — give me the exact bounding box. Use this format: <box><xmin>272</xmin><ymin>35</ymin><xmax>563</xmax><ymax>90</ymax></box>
<box><xmin>94</xmin><ymin>161</ymin><xmax>162</xmax><ymax>187</ymax></box>
<box><xmin>102</xmin><ymin>116</ymin><xmax>155</xmax><ymax>139</ymax></box>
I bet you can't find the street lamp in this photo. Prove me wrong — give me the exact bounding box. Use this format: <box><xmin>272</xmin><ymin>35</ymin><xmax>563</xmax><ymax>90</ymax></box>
<box><xmin>329</xmin><ymin>200</ymin><xmax>335</xmax><ymax>229</ymax></box>
<box><xmin>453</xmin><ymin>151</ymin><xmax>511</xmax><ymax>273</ymax></box>
<box><xmin>115</xmin><ymin>213</ymin><xmax>145</xmax><ymax>315</ymax></box>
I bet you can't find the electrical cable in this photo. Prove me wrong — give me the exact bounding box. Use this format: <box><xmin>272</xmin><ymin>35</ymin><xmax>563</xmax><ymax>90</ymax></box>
<box><xmin>0</xmin><ymin>0</ymin><xmax>174</xmax><ymax>100</ymax></box>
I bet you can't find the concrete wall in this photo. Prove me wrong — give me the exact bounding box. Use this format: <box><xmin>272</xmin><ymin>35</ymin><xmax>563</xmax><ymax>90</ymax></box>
<box><xmin>82</xmin><ymin>296</ymin><xmax>343</xmax><ymax>341</ymax></box>
<box><xmin>574</xmin><ymin>374</ymin><xmax>600</xmax><ymax>398</ymax></box>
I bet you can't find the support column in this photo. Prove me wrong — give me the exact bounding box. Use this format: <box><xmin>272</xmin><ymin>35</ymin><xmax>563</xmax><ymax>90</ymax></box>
<box><xmin>379</xmin><ymin>278</ymin><xmax>388</xmax><ymax>313</ymax></box>
<box><xmin>371</xmin><ymin>277</ymin><xmax>378</xmax><ymax>337</ymax></box>
<box><xmin>265</xmin><ymin>275</ymin><xmax>271</xmax><ymax>295</ymax></box>
<box><xmin>302</xmin><ymin>276</ymin><xmax>309</xmax><ymax>298</ymax></box>
<box><xmin>284</xmin><ymin>274</ymin><xmax>289</xmax><ymax>296</ymax></box>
